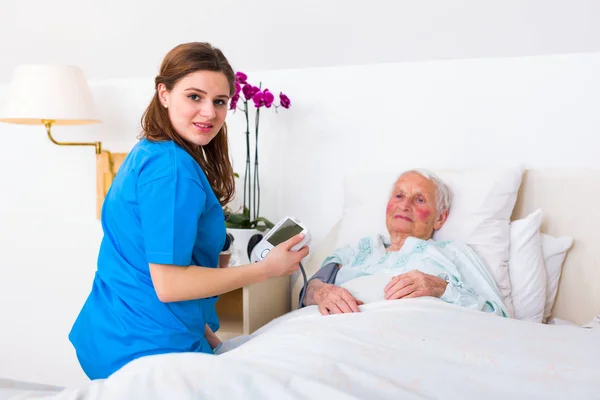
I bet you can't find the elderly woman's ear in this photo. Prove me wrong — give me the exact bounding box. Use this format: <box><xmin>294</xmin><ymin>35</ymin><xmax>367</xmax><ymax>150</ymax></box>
<box><xmin>434</xmin><ymin>209</ymin><xmax>449</xmax><ymax>231</ymax></box>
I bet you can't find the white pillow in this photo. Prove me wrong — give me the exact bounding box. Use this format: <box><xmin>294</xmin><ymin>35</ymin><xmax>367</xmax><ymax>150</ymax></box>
<box><xmin>582</xmin><ymin>315</ymin><xmax>600</xmax><ymax>329</ymax></box>
<box><xmin>336</xmin><ymin>204</ymin><xmax>387</xmax><ymax>249</ymax></box>
<box><xmin>540</xmin><ymin>233</ymin><xmax>573</xmax><ymax>323</ymax></box>
<box><xmin>339</xmin><ymin>274</ymin><xmax>395</xmax><ymax>304</ymax></box>
<box><xmin>546</xmin><ymin>317</ymin><xmax>580</xmax><ymax>327</ymax></box>
<box><xmin>336</xmin><ymin>167</ymin><xmax>524</xmax><ymax>316</ymax></box>
<box><xmin>508</xmin><ymin>209</ymin><xmax>546</xmax><ymax>322</ymax></box>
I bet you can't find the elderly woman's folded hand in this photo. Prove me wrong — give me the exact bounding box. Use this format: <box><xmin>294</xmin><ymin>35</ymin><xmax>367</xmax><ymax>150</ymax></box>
<box><xmin>384</xmin><ymin>270</ymin><xmax>448</xmax><ymax>300</ymax></box>
<box><xmin>314</xmin><ymin>283</ymin><xmax>364</xmax><ymax>315</ymax></box>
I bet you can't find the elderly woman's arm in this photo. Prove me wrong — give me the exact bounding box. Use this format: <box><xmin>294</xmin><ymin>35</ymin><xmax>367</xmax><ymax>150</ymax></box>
<box><xmin>303</xmin><ymin>280</ymin><xmax>329</xmax><ymax>306</ymax></box>
<box><xmin>438</xmin><ymin>276</ymin><xmax>507</xmax><ymax>316</ymax></box>
<box><xmin>447</xmin><ymin>242</ymin><xmax>509</xmax><ymax>317</ymax></box>
<box><xmin>298</xmin><ymin>245</ymin><xmax>364</xmax><ymax>315</ymax></box>
<box><xmin>384</xmin><ymin>270</ymin><xmax>506</xmax><ymax>316</ymax></box>
<box><xmin>384</xmin><ymin>241</ymin><xmax>509</xmax><ymax>317</ymax></box>
<box><xmin>298</xmin><ymin>244</ymin><xmax>357</xmax><ymax>307</ymax></box>
<box><xmin>304</xmin><ymin>279</ymin><xmax>364</xmax><ymax>314</ymax></box>
<box><xmin>299</xmin><ymin>262</ymin><xmax>340</xmax><ymax>308</ymax></box>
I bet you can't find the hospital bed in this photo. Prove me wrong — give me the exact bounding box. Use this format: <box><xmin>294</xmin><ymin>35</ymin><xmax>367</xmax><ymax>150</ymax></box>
<box><xmin>3</xmin><ymin>168</ymin><xmax>600</xmax><ymax>399</ymax></box>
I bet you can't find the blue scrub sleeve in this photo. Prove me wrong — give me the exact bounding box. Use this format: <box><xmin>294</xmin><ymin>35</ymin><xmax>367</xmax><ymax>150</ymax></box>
<box><xmin>204</xmin><ymin>297</ymin><xmax>220</xmax><ymax>332</ymax></box>
<box><xmin>137</xmin><ymin>176</ymin><xmax>206</xmax><ymax>266</ymax></box>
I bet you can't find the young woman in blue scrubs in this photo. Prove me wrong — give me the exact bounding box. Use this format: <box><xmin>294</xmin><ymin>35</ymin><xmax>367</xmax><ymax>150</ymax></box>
<box><xmin>68</xmin><ymin>42</ymin><xmax>309</xmax><ymax>380</ymax></box>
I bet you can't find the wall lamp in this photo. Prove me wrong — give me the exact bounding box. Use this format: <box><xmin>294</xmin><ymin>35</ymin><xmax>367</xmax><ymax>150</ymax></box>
<box><xmin>0</xmin><ymin>65</ymin><xmax>126</xmax><ymax>218</ymax></box>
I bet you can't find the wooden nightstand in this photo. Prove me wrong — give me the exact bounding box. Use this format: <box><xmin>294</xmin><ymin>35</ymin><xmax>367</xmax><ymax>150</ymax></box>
<box><xmin>215</xmin><ymin>275</ymin><xmax>291</xmax><ymax>341</ymax></box>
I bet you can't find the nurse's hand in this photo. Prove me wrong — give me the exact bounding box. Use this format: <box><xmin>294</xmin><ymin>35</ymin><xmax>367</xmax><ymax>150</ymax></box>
<box><xmin>261</xmin><ymin>233</ymin><xmax>309</xmax><ymax>278</ymax></box>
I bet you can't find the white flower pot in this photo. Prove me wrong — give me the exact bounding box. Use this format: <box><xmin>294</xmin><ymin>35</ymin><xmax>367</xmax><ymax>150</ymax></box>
<box><xmin>226</xmin><ymin>228</ymin><xmax>266</xmax><ymax>266</ymax></box>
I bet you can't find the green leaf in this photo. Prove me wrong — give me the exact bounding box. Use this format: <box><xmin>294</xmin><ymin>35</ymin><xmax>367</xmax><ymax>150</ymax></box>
<box><xmin>225</xmin><ymin>212</ymin><xmax>250</xmax><ymax>226</ymax></box>
<box><xmin>253</xmin><ymin>217</ymin><xmax>275</xmax><ymax>229</ymax></box>
<box><xmin>226</xmin><ymin>221</ymin><xmax>252</xmax><ymax>229</ymax></box>
<box><xmin>245</xmin><ymin>217</ymin><xmax>275</xmax><ymax>232</ymax></box>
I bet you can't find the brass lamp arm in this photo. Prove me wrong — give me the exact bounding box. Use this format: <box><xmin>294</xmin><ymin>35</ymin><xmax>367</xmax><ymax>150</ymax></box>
<box><xmin>43</xmin><ymin>120</ymin><xmax>102</xmax><ymax>154</ymax></box>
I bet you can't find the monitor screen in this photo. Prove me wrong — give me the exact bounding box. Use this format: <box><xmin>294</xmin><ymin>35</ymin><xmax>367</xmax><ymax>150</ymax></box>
<box><xmin>266</xmin><ymin>219</ymin><xmax>303</xmax><ymax>247</ymax></box>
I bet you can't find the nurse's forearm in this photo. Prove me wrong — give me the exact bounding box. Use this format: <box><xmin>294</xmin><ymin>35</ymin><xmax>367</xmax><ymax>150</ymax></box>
<box><xmin>149</xmin><ymin>262</ymin><xmax>269</xmax><ymax>302</ymax></box>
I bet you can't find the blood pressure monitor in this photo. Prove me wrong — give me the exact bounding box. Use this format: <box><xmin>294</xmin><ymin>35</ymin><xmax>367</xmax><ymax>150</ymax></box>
<box><xmin>250</xmin><ymin>216</ymin><xmax>311</xmax><ymax>263</ymax></box>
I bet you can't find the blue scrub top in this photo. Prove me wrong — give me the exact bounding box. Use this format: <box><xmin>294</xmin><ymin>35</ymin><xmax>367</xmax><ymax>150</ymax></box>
<box><xmin>69</xmin><ymin>138</ymin><xmax>226</xmax><ymax>379</ymax></box>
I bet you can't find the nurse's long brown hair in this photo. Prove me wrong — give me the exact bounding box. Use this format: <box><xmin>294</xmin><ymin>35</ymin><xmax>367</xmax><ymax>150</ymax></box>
<box><xmin>140</xmin><ymin>42</ymin><xmax>235</xmax><ymax>206</ymax></box>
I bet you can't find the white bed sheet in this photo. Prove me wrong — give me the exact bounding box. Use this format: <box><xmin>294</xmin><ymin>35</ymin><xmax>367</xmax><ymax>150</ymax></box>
<box><xmin>9</xmin><ymin>298</ymin><xmax>600</xmax><ymax>399</ymax></box>
<box><xmin>0</xmin><ymin>379</ymin><xmax>63</xmax><ymax>400</ymax></box>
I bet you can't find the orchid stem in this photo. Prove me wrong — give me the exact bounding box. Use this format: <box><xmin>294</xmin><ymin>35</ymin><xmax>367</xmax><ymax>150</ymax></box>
<box><xmin>243</xmin><ymin>101</ymin><xmax>251</xmax><ymax>218</ymax></box>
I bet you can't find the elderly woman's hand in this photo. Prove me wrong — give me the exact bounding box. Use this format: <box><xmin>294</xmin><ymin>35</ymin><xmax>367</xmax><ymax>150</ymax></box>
<box><xmin>314</xmin><ymin>283</ymin><xmax>364</xmax><ymax>315</ymax></box>
<box><xmin>384</xmin><ymin>270</ymin><xmax>447</xmax><ymax>300</ymax></box>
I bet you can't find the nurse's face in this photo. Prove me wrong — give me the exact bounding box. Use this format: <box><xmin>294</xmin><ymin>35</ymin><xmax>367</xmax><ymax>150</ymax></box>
<box><xmin>158</xmin><ymin>70</ymin><xmax>231</xmax><ymax>146</ymax></box>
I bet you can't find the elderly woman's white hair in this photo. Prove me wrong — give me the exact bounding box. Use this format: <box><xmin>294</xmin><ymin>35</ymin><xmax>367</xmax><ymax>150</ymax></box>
<box><xmin>396</xmin><ymin>169</ymin><xmax>452</xmax><ymax>214</ymax></box>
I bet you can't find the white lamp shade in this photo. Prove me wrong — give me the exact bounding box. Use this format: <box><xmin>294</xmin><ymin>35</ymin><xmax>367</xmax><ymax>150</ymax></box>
<box><xmin>0</xmin><ymin>65</ymin><xmax>101</xmax><ymax>126</ymax></box>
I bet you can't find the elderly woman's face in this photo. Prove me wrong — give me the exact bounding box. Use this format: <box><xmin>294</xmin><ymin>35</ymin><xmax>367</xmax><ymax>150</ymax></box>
<box><xmin>385</xmin><ymin>172</ymin><xmax>447</xmax><ymax>240</ymax></box>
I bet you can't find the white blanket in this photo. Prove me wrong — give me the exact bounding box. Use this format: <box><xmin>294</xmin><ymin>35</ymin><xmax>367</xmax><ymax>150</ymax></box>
<box><xmin>0</xmin><ymin>379</ymin><xmax>63</xmax><ymax>400</ymax></box>
<box><xmin>10</xmin><ymin>298</ymin><xmax>600</xmax><ymax>400</ymax></box>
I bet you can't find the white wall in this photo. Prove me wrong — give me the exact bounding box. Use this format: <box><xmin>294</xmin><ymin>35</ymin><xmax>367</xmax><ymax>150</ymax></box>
<box><xmin>2</xmin><ymin>0</ymin><xmax>600</xmax><ymax>82</ymax></box>
<box><xmin>0</xmin><ymin>80</ymin><xmax>139</xmax><ymax>386</ymax></box>
<box><xmin>1</xmin><ymin>51</ymin><xmax>600</xmax><ymax>387</ymax></box>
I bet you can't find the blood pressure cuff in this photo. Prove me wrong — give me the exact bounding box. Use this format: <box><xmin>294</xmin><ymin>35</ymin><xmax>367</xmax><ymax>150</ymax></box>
<box><xmin>298</xmin><ymin>262</ymin><xmax>339</xmax><ymax>309</ymax></box>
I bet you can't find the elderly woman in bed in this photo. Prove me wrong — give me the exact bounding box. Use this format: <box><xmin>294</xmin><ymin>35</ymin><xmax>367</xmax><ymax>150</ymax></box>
<box><xmin>301</xmin><ymin>169</ymin><xmax>508</xmax><ymax>317</ymax></box>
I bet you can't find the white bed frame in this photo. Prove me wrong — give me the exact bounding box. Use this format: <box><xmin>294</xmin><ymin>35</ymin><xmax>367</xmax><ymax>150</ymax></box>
<box><xmin>293</xmin><ymin>168</ymin><xmax>600</xmax><ymax>326</ymax></box>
